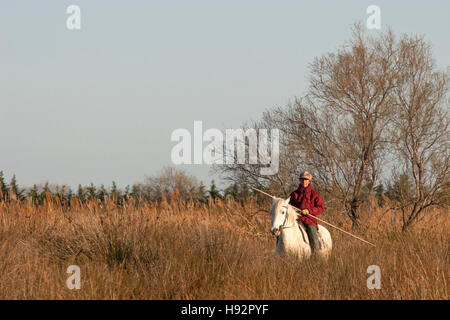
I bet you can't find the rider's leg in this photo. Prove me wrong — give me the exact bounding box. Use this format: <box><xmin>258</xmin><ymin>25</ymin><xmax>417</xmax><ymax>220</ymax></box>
<box><xmin>306</xmin><ymin>225</ymin><xmax>320</xmax><ymax>251</ymax></box>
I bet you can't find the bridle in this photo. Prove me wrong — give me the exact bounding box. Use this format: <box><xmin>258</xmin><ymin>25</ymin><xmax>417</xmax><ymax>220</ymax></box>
<box><xmin>272</xmin><ymin>201</ymin><xmax>309</xmax><ymax>243</ymax></box>
<box><xmin>278</xmin><ymin>205</ymin><xmax>294</xmax><ymax>231</ymax></box>
<box><xmin>277</xmin><ymin>204</ymin><xmax>309</xmax><ymax>243</ymax></box>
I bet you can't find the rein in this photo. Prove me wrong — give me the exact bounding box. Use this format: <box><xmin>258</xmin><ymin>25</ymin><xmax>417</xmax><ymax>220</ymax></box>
<box><xmin>278</xmin><ymin>204</ymin><xmax>308</xmax><ymax>243</ymax></box>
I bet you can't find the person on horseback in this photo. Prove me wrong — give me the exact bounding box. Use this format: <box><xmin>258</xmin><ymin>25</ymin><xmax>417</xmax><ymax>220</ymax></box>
<box><xmin>288</xmin><ymin>171</ymin><xmax>324</xmax><ymax>251</ymax></box>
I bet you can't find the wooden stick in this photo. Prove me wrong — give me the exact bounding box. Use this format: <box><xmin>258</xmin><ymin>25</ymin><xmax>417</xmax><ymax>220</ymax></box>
<box><xmin>251</xmin><ymin>187</ymin><xmax>276</xmax><ymax>199</ymax></box>
<box><xmin>251</xmin><ymin>186</ymin><xmax>376</xmax><ymax>247</ymax></box>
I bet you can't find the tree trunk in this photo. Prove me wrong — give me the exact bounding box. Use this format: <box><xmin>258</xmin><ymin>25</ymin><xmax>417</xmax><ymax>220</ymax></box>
<box><xmin>349</xmin><ymin>197</ymin><xmax>361</xmax><ymax>228</ymax></box>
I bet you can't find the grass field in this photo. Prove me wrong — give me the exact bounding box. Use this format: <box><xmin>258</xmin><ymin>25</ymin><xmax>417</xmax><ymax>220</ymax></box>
<box><xmin>0</xmin><ymin>194</ymin><xmax>448</xmax><ymax>299</ymax></box>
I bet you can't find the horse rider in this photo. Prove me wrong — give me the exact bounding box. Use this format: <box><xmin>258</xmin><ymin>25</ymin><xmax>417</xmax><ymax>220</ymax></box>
<box><xmin>288</xmin><ymin>171</ymin><xmax>324</xmax><ymax>252</ymax></box>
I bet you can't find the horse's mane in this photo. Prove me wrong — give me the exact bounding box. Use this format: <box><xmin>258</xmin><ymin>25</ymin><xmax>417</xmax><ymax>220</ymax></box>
<box><xmin>286</xmin><ymin>203</ymin><xmax>299</xmax><ymax>225</ymax></box>
<box><xmin>273</xmin><ymin>197</ymin><xmax>309</xmax><ymax>244</ymax></box>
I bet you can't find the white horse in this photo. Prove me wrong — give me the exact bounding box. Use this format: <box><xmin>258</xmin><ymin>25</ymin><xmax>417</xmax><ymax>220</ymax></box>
<box><xmin>270</xmin><ymin>197</ymin><xmax>332</xmax><ymax>259</ymax></box>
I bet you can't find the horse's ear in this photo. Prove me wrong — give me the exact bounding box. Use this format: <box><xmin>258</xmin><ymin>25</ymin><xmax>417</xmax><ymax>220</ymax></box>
<box><xmin>285</xmin><ymin>197</ymin><xmax>290</xmax><ymax>203</ymax></box>
<box><xmin>272</xmin><ymin>197</ymin><xmax>279</xmax><ymax>205</ymax></box>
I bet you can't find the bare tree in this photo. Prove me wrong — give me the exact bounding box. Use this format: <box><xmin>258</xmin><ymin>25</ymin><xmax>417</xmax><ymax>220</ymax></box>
<box><xmin>218</xmin><ymin>25</ymin><xmax>399</xmax><ymax>224</ymax></box>
<box><xmin>277</xmin><ymin>25</ymin><xmax>399</xmax><ymax>226</ymax></box>
<box><xmin>214</xmin><ymin>110</ymin><xmax>300</xmax><ymax>198</ymax></box>
<box><xmin>390</xmin><ymin>35</ymin><xmax>449</xmax><ymax>230</ymax></box>
<box><xmin>216</xmin><ymin>24</ymin><xmax>449</xmax><ymax>229</ymax></box>
<box><xmin>144</xmin><ymin>166</ymin><xmax>202</xmax><ymax>201</ymax></box>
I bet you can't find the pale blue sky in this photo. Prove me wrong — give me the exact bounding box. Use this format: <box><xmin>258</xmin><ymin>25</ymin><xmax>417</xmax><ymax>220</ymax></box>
<box><xmin>1</xmin><ymin>0</ymin><xmax>449</xmax><ymax>189</ymax></box>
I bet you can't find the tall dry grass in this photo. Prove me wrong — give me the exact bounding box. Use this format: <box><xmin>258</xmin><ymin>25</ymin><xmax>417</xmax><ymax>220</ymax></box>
<box><xmin>0</xmin><ymin>194</ymin><xmax>448</xmax><ymax>299</ymax></box>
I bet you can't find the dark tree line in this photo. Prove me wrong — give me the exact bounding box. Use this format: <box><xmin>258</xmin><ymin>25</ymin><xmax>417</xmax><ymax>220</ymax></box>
<box><xmin>0</xmin><ymin>169</ymin><xmax>258</xmax><ymax>207</ymax></box>
<box><xmin>2</xmin><ymin>168</ymin><xmax>445</xmax><ymax>214</ymax></box>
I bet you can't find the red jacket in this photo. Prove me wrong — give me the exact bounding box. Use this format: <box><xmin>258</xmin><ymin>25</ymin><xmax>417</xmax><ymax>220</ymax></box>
<box><xmin>289</xmin><ymin>184</ymin><xmax>324</xmax><ymax>228</ymax></box>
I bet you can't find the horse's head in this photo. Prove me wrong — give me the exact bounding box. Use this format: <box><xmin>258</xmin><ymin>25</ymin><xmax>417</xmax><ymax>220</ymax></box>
<box><xmin>270</xmin><ymin>197</ymin><xmax>295</xmax><ymax>236</ymax></box>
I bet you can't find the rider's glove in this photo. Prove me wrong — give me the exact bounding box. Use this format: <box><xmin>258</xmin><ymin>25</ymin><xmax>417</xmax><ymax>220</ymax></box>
<box><xmin>301</xmin><ymin>209</ymin><xmax>309</xmax><ymax>216</ymax></box>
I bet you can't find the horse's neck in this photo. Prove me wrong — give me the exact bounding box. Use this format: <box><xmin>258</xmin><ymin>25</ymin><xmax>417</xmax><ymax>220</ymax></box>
<box><xmin>280</xmin><ymin>215</ymin><xmax>309</xmax><ymax>249</ymax></box>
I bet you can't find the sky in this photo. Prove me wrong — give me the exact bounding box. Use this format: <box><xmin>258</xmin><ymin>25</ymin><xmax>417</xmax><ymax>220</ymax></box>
<box><xmin>1</xmin><ymin>0</ymin><xmax>449</xmax><ymax>190</ymax></box>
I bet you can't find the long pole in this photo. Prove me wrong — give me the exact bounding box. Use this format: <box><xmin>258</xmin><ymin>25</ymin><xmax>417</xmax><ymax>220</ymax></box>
<box><xmin>251</xmin><ymin>187</ymin><xmax>376</xmax><ymax>247</ymax></box>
